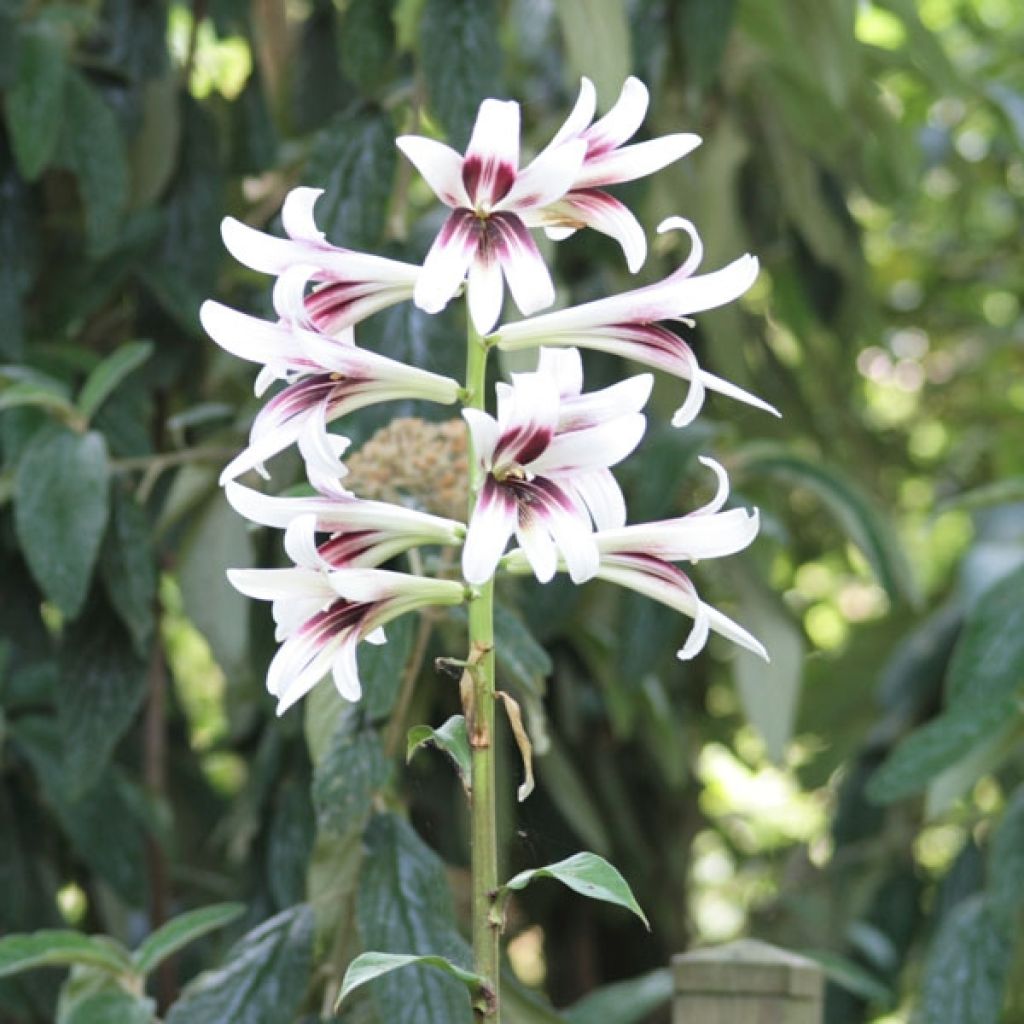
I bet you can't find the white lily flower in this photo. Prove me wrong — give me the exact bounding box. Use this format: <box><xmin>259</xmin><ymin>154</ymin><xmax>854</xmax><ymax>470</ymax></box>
<box><xmin>494</xmin><ymin>218</ymin><xmax>779</xmax><ymax>427</ymax></box>
<box><xmin>228</xmin><ymin>564</ymin><xmax>465</xmax><ymax>713</ymax></box>
<box><xmin>397</xmin><ymin>101</ymin><xmax>587</xmax><ymax>334</ymax></box>
<box><xmin>221</xmin><ymin>187</ymin><xmax>420</xmax><ymax>335</ymax></box>
<box><xmin>462</xmin><ymin>348</ymin><xmax>650</xmax><ymax>586</ymax></box>
<box><xmin>505</xmin><ymin>456</ymin><xmax>766</xmax><ymax>661</ymax></box>
<box><xmin>522</xmin><ymin>77</ymin><xmax>702</xmax><ymax>272</ymax></box>
<box><xmin>200</xmin><ymin>302</ymin><xmax>460</xmax><ymax>482</ymax></box>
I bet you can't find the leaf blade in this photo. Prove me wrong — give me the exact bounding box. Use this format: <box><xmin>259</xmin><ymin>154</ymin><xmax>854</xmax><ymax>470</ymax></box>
<box><xmin>132</xmin><ymin>903</ymin><xmax>246</xmax><ymax>977</ymax></box>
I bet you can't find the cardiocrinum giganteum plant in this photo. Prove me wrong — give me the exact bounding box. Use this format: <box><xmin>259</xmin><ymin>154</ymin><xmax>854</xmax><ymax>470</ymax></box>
<box><xmin>204</xmin><ymin>77</ymin><xmax>778</xmax><ymax>1021</ymax></box>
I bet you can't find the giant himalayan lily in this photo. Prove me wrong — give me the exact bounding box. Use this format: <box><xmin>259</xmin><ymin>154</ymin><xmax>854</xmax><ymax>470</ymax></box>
<box><xmin>505</xmin><ymin>457</ymin><xmax>767</xmax><ymax>661</ymax></box>
<box><xmin>462</xmin><ymin>348</ymin><xmax>651</xmax><ymax>586</ymax></box>
<box><xmin>522</xmin><ymin>76</ymin><xmax>701</xmax><ymax>273</ymax></box>
<box><xmin>494</xmin><ymin>218</ymin><xmax>779</xmax><ymax>427</ymax></box>
<box><xmin>227</xmin><ymin>563</ymin><xmax>465</xmax><ymax>713</ymax></box>
<box><xmin>397</xmin><ymin>101</ymin><xmax>587</xmax><ymax>335</ymax></box>
<box><xmin>220</xmin><ymin>187</ymin><xmax>420</xmax><ymax>336</ymax></box>
<box><xmin>200</xmin><ymin>301</ymin><xmax>460</xmax><ymax>482</ymax></box>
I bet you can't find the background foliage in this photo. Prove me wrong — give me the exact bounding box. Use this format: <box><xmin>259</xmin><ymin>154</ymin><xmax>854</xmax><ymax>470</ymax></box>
<box><xmin>1</xmin><ymin>0</ymin><xmax>1023</xmax><ymax>1021</ymax></box>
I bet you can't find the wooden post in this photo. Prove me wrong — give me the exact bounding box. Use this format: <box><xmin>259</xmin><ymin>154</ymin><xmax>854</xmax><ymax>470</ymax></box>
<box><xmin>672</xmin><ymin>939</ymin><xmax>824</xmax><ymax>1024</ymax></box>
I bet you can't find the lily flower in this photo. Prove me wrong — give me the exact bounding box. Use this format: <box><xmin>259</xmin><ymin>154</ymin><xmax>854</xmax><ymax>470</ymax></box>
<box><xmin>200</xmin><ymin>301</ymin><xmax>460</xmax><ymax>482</ymax></box>
<box><xmin>505</xmin><ymin>457</ymin><xmax>766</xmax><ymax>661</ymax></box>
<box><xmin>523</xmin><ymin>77</ymin><xmax>701</xmax><ymax>272</ymax></box>
<box><xmin>462</xmin><ymin>348</ymin><xmax>651</xmax><ymax>585</ymax></box>
<box><xmin>220</xmin><ymin>187</ymin><xmax>420</xmax><ymax>336</ymax></box>
<box><xmin>397</xmin><ymin>101</ymin><xmax>587</xmax><ymax>334</ymax></box>
<box><xmin>228</xmin><ymin>564</ymin><xmax>465</xmax><ymax>713</ymax></box>
<box><xmin>493</xmin><ymin>218</ymin><xmax>779</xmax><ymax>427</ymax></box>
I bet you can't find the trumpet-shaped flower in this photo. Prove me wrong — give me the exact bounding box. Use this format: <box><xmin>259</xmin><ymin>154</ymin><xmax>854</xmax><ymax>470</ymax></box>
<box><xmin>201</xmin><ymin>301</ymin><xmax>460</xmax><ymax>482</ymax></box>
<box><xmin>494</xmin><ymin>219</ymin><xmax>779</xmax><ymax>427</ymax></box>
<box><xmin>397</xmin><ymin>102</ymin><xmax>587</xmax><ymax>334</ymax></box>
<box><xmin>522</xmin><ymin>77</ymin><xmax>701</xmax><ymax>272</ymax></box>
<box><xmin>221</xmin><ymin>187</ymin><xmax>420</xmax><ymax>336</ymax></box>
<box><xmin>462</xmin><ymin>348</ymin><xmax>651</xmax><ymax>585</ymax></box>
<box><xmin>505</xmin><ymin>457</ymin><xmax>766</xmax><ymax>661</ymax></box>
<box><xmin>228</xmin><ymin>564</ymin><xmax>465</xmax><ymax>713</ymax></box>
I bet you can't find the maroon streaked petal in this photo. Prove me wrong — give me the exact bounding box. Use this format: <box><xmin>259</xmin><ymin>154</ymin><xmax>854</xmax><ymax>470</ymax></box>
<box><xmin>490</xmin><ymin>212</ymin><xmax>555</xmax><ymax>317</ymax></box>
<box><xmin>413</xmin><ymin>209</ymin><xmax>482</xmax><ymax>315</ymax></box>
<box><xmin>462</xmin><ymin>475</ymin><xmax>518</xmax><ymax>584</ymax></box>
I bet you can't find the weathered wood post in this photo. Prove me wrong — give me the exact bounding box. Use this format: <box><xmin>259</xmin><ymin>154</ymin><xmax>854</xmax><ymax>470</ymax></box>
<box><xmin>672</xmin><ymin>939</ymin><xmax>824</xmax><ymax>1024</ymax></box>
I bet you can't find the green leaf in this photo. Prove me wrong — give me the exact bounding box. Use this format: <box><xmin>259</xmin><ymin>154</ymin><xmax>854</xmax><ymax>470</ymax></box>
<box><xmin>914</xmin><ymin>895</ymin><xmax>1013</xmax><ymax>1024</ymax></box>
<box><xmin>165</xmin><ymin>905</ymin><xmax>314</xmax><ymax>1024</ymax></box>
<box><xmin>128</xmin><ymin>74</ymin><xmax>182</xmax><ymax>207</ymax></box>
<box><xmin>340</xmin><ymin>0</ymin><xmax>397</xmax><ymax>95</ymax></box>
<box><xmin>556</xmin><ymin>0</ymin><xmax>630</xmax><ymax>111</ymax></box>
<box><xmin>493</xmin><ymin>603</ymin><xmax>553</xmax><ymax>695</ymax></box>
<box><xmin>564</xmin><ymin>968</ymin><xmax>671</xmax><ymax>1024</ymax></box>
<box><xmin>799</xmin><ymin>950</ymin><xmax>891</xmax><ymax>1004</ymax></box>
<box><xmin>58</xmin><ymin>603</ymin><xmax>149</xmax><ymax>797</ymax></box>
<box><xmin>133</xmin><ymin>903</ymin><xmax>245</xmax><ymax>976</ymax></box>
<box><xmin>306</xmin><ymin>107</ymin><xmax>396</xmax><ymax>251</ymax></box>
<box><xmin>77</xmin><ymin>342</ymin><xmax>153</xmax><ymax>422</ymax></box>
<box><xmin>734</xmin><ymin>443</ymin><xmax>918</xmax><ymax>605</ymax></box>
<box><xmin>357</xmin><ymin>814</ymin><xmax>473</xmax><ymax>1024</ymax></box>
<box><xmin>99</xmin><ymin>487</ymin><xmax>157</xmax><ymax>655</ymax></box>
<box><xmin>338</xmin><ymin>953</ymin><xmax>485</xmax><ymax>1011</ymax></box>
<box><xmin>361</xmin><ymin>612</ymin><xmax>417</xmax><ymax>720</ymax></box>
<box><xmin>14</xmin><ymin>427</ymin><xmax>111</xmax><ymax>618</ymax></box>
<box><xmin>313</xmin><ymin>726</ymin><xmax>388</xmax><ymax>837</ymax></box>
<box><xmin>677</xmin><ymin>0</ymin><xmax>737</xmax><ymax>91</ymax></box>
<box><xmin>0</xmin><ymin>380</ymin><xmax>77</xmax><ymax>419</ymax></box>
<box><xmin>0</xmin><ymin>931</ymin><xmax>132</xmax><ymax>979</ymax></box>
<box><xmin>59</xmin><ymin>72</ymin><xmax>128</xmax><ymax>257</ymax></box>
<box><xmin>407</xmin><ymin>715</ymin><xmax>471</xmax><ymax>791</ymax></box>
<box><xmin>420</xmin><ymin>0</ymin><xmax>503</xmax><ymax>148</ymax></box>
<box><xmin>988</xmin><ymin>783</ymin><xmax>1024</xmax><ymax>928</ymax></box>
<box><xmin>502</xmin><ymin>853</ymin><xmax>648</xmax><ymax>929</ymax></box>
<box><xmin>60</xmin><ymin>988</ymin><xmax>155</xmax><ymax>1024</ymax></box>
<box><xmin>3</xmin><ymin>24</ymin><xmax>67</xmax><ymax>179</ymax></box>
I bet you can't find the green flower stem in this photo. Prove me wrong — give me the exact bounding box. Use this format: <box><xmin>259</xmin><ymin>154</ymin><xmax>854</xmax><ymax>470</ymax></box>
<box><xmin>464</xmin><ymin>322</ymin><xmax>500</xmax><ymax>1019</ymax></box>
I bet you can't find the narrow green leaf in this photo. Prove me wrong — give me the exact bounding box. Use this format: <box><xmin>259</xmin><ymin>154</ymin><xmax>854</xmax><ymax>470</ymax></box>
<box><xmin>0</xmin><ymin>381</ymin><xmax>77</xmax><ymax>419</ymax></box>
<box><xmin>0</xmin><ymin>932</ymin><xmax>132</xmax><ymax>979</ymax></box>
<box><xmin>78</xmin><ymin>342</ymin><xmax>153</xmax><ymax>422</ymax></box>
<box><xmin>502</xmin><ymin>853</ymin><xmax>648</xmax><ymax>929</ymax></box>
<box><xmin>988</xmin><ymin>783</ymin><xmax>1024</xmax><ymax>928</ymax></box>
<box><xmin>564</xmin><ymin>968</ymin><xmax>671</xmax><ymax>1024</ymax></box>
<box><xmin>420</xmin><ymin>0</ymin><xmax>503</xmax><ymax>148</ymax></box>
<box><xmin>3</xmin><ymin>25</ymin><xmax>66</xmax><ymax>179</ymax></box>
<box><xmin>14</xmin><ymin>428</ymin><xmax>110</xmax><ymax>618</ymax></box>
<box><xmin>338</xmin><ymin>953</ymin><xmax>485</xmax><ymax>1011</ymax></box>
<box><xmin>165</xmin><ymin>906</ymin><xmax>314</xmax><ymax>1024</ymax></box>
<box><xmin>133</xmin><ymin>903</ymin><xmax>245</xmax><ymax>976</ymax></box>
<box><xmin>407</xmin><ymin>715</ymin><xmax>471</xmax><ymax>791</ymax></box>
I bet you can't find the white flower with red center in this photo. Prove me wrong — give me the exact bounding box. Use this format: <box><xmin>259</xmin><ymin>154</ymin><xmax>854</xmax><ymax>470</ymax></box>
<box><xmin>221</xmin><ymin>187</ymin><xmax>420</xmax><ymax>336</ymax></box>
<box><xmin>494</xmin><ymin>219</ymin><xmax>779</xmax><ymax>427</ymax></box>
<box><xmin>200</xmin><ymin>301</ymin><xmax>460</xmax><ymax>482</ymax></box>
<box><xmin>397</xmin><ymin>101</ymin><xmax>588</xmax><ymax>335</ymax></box>
<box><xmin>462</xmin><ymin>348</ymin><xmax>651</xmax><ymax>586</ymax></box>
<box><xmin>227</xmin><ymin>564</ymin><xmax>465</xmax><ymax>713</ymax></box>
<box><xmin>505</xmin><ymin>457</ymin><xmax>766</xmax><ymax>661</ymax></box>
<box><xmin>522</xmin><ymin>77</ymin><xmax>701</xmax><ymax>273</ymax></box>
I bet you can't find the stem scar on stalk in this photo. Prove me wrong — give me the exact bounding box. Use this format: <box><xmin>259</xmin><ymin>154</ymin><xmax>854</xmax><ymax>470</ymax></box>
<box><xmin>458</xmin><ymin>641</ymin><xmax>494</xmax><ymax>748</ymax></box>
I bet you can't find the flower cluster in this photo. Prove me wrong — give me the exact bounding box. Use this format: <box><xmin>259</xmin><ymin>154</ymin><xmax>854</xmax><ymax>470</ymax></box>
<box><xmin>206</xmin><ymin>76</ymin><xmax>771</xmax><ymax>713</ymax></box>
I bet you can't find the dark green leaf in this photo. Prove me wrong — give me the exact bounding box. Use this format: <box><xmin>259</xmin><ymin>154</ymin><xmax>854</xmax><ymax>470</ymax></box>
<box><xmin>678</xmin><ymin>0</ymin><xmax>737</xmax><ymax>91</ymax></box>
<box><xmin>3</xmin><ymin>24</ymin><xmax>66</xmax><ymax>179</ymax></box>
<box><xmin>128</xmin><ymin>75</ymin><xmax>182</xmax><ymax>207</ymax></box>
<box><xmin>313</xmin><ymin>726</ymin><xmax>388</xmax><ymax>838</ymax></box>
<box><xmin>165</xmin><ymin>906</ymin><xmax>314</xmax><ymax>1024</ymax></box>
<box><xmin>407</xmin><ymin>715</ymin><xmax>471</xmax><ymax>791</ymax></box>
<box><xmin>564</xmin><ymin>968</ymin><xmax>672</xmax><ymax>1024</ymax></box>
<box><xmin>133</xmin><ymin>903</ymin><xmax>246</xmax><ymax>976</ymax></box>
<box><xmin>14</xmin><ymin>428</ymin><xmax>110</xmax><ymax>618</ymax></box>
<box><xmin>360</xmin><ymin>613</ymin><xmax>416</xmax><ymax>720</ymax></box>
<box><xmin>0</xmin><ymin>155</ymin><xmax>34</xmax><ymax>359</ymax></box>
<box><xmin>78</xmin><ymin>342</ymin><xmax>153</xmax><ymax>422</ymax></box>
<box><xmin>340</xmin><ymin>0</ymin><xmax>397</xmax><ymax>95</ymax></box>
<box><xmin>357</xmin><ymin>814</ymin><xmax>473</xmax><ymax>1024</ymax></box>
<box><xmin>59</xmin><ymin>72</ymin><xmax>128</xmax><ymax>257</ymax></box>
<box><xmin>493</xmin><ymin>603</ymin><xmax>553</xmax><ymax>695</ymax></box>
<box><xmin>502</xmin><ymin>853</ymin><xmax>648</xmax><ymax>928</ymax></box>
<box><xmin>267</xmin><ymin>776</ymin><xmax>316</xmax><ymax>909</ymax></box>
<box><xmin>914</xmin><ymin>895</ymin><xmax>1012</xmax><ymax>1024</ymax></box>
<box><xmin>99</xmin><ymin>487</ymin><xmax>157</xmax><ymax>655</ymax></box>
<box><xmin>58</xmin><ymin>602</ymin><xmax>148</xmax><ymax>797</ymax></box>
<box><xmin>338</xmin><ymin>953</ymin><xmax>485</xmax><ymax>1011</ymax></box>
<box><xmin>306</xmin><ymin>107</ymin><xmax>396</xmax><ymax>251</ymax></box>
<box><xmin>419</xmin><ymin>0</ymin><xmax>503</xmax><ymax>148</ymax></box>
<box><xmin>0</xmin><ymin>932</ymin><xmax>131</xmax><ymax>979</ymax></box>
<box><xmin>60</xmin><ymin>988</ymin><xmax>155</xmax><ymax>1024</ymax></box>
<box><xmin>988</xmin><ymin>783</ymin><xmax>1024</xmax><ymax>928</ymax></box>
<box><xmin>556</xmin><ymin>0</ymin><xmax>630</xmax><ymax>110</ymax></box>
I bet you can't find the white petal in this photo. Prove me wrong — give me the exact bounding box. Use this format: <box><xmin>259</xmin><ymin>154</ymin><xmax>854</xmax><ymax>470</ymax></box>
<box><xmin>365</xmin><ymin>626</ymin><xmax>387</xmax><ymax>645</ymax></box>
<box><xmin>282</xmin><ymin>187</ymin><xmax>327</xmax><ymax>243</ymax></box>
<box><xmin>538</xmin><ymin>490</ymin><xmax>600</xmax><ymax>583</ymax></box>
<box><xmin>298</xmin><ymin>405</ymin><xmax>351</xmax><ymax>490</ymax></box>
<box><xmin>704</xmin><ymin>604</ymin><xmax>769</xmax><ymax>661</ymax></box>
<box><xmin>491</xmin><ymin>214</ymin><xmax>555</xmax><ymax>318</ymax></box>
<box><xmin>284</xmin><ymin>513</ymin><xmax>322</xmax><ymax>570</ymax></box>
<box><xmin>327</xmin><ymin>568</ymin><xmax>462</xmax><ymax>605</ymax></box>
<box><xmin>696</xmin><ymin>368</ymin><xmax>782</xmax><ymax>420</ymax></box>
<box><xmin>545</xmin><ymin>77</ymin><xmax>596</xmax><ymax>151</ymax></box>
<box><xmin>499</xmin><ymin>139</ymin><xmax>586</xmax><ymax>212</ymax></box>
<box><xmin>331</xmin><ymin>639</ymin><xmax>363</xmax><ymax>701</ymax></box>
<box><xmin>537</xmin><ymin>347</ymin><xmax>583</xmax><ymax>399</ymax></box>
<box><xmin>220</xmin><ymin>217</ymin><xmax>297</xmax><ymax>276</ymax></box>
<box><xmin>200</xmin><ymin>300</ymin><xmax>305</xmax><ymax>368</ymax></box>
<box><xmin>570</xmin><ymin>469</ymin><xmax>626</xmax><ymax>530</ymax></box>
<box><xmin>414</xmin><ymin>211</ymin><xmax>478</xmax><ymax>315</ymax></box>
<box><xmin>544</xmin><ymin>225</ymin><xmax>577</xmax><ymax>241</ymax></box>
<box><xmin>395</xmin><ymin>136</ymin><xmax>470</xmax><ymax>208</ymax></box>
<box><xmin>598</xmin><ymin>508</ymin><xmax>760</xmax><ymax>562</ymax></box>
<box><xmin>657</xmin><ymin>217</ymin><xmax>704</xmax><ymax>277</ymax></box>
<box><xmin>462</xmin><ymin>408</ymin><xmax>500</xmax><ymax>466</ymax></box>
<box><xmin>467</xmin><ymin>251</ymin><xmax>505</xmax><ymax>336</ymax></box>
<box><xmin>694</xmin><ymin>456</ymin><xmax>730</xmax><ymax>515</ymax></box>
<box><xmin>271</xmin><ymin>625</ymin><xmax>350</xmax><ymax>713</ymax></box>
<box><xmin>464</xmin><ymin>99</ymin><xmax>520</xmax><ymax>207</ymax></box>
<box><xmin>272</xmin><ymin>264</ymin><xmax>316</xmax><ymax>325</ymax></box>
<box><xmin>576</xmin><ymin>134</ymin><xmax>702</xmax><ymax>188</ymax></box>
<box><xmin>462</xmin><ymin>481</ymin><xmax>517</xmax><ymax>585</ymax></box>
<box><xmin>515</xmin><ymin>506</ymin><xmax>559</xmax><ymax>583</ymax></box>
<box><xmin>558</xmin><ymin>373</ymin><xmax>652</xmax><ymax>431</ymax></box>
<box><xmin>531</xmin><ymin>190</ymin><xmax>647</xmax><ymax>272</ymax></box>
<box><xmin>677</xmin><ymin>598</ymin><xmax>711</xmax><ymax>660</ymax></box>
<box><xmin>254</xmin><ymin>364</ymin><xmax>280</xmax><ymax>397</ymax></box>
<box><xmin>584</xmin><ymin>77</ymin><xmax>648</xmax><ymax>154</ymax></box>
<box><xmin>529</xmin><ymin>412</ymin><xmax>646</xmax><ymax>475</ymax></box>
<box><xmin>227</xmin><ymin>566</ymin><xmax>332</xmax><ymax>602</ymax></box>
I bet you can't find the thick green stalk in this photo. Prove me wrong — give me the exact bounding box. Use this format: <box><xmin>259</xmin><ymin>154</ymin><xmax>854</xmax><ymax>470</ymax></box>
<box><xmin>464</xmin><ymin>323</ymin><xmax>500</xmax><ymax>1020</ymax></box>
